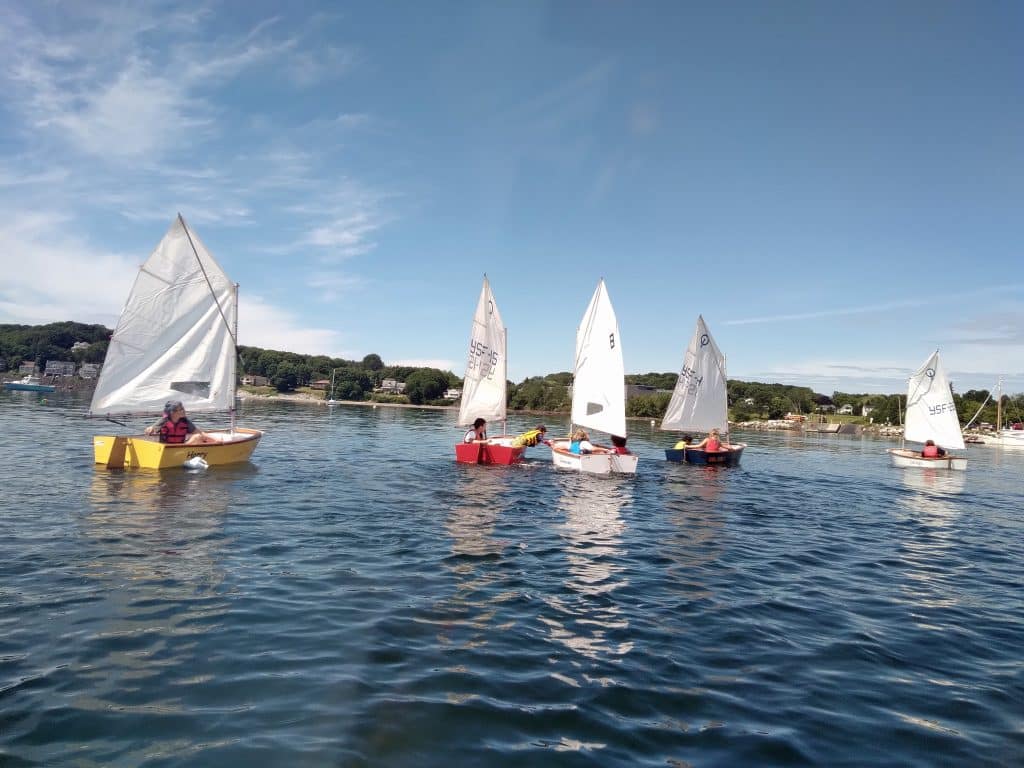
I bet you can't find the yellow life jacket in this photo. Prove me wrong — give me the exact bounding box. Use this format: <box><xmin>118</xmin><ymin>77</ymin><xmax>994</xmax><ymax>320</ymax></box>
<box><xmin>513</xmin><ymin>429</ymin><xmax>543</xmax><ymax>447</ymax></box>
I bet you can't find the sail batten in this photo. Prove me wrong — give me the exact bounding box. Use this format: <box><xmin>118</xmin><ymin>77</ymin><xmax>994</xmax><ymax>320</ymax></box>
<box><xmin>88</xmin><ymin>217</ymin><xmax>237</xmax><ymax>417</ymax></box>
<box><xmin>571</xmin><ymin>280</ymin><xmax>627</xmax><ymax>437</ymax></box>
<box><xmin>661</xmin><ymin>315</ymin><xmax>730</xmax><ymax>434</ymax></box>
<box><xmin>903</xmin><ymin>350</ymin><xmax>965</xmax><ymax>450</ymax></box>
<box><xmin>457</xmin><ymin>277</ymin><xmax>507</xmax><ymax>426</ymax></box>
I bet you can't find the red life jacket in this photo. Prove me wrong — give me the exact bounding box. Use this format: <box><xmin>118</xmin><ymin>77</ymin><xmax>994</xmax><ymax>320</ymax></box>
<box><xmin>159</xmin><ymin>417</ymin><xmax>192</xmax><ymax>444</ymax></box>
<box><xmin>706</xmin><ymin>438</ymin><xmax>721</xmax><ymax>452</ymax></box>
<box><xmin>922</xmin><ymin>443</ymin><xmax>939</xmax><ymax>458</ymax></box>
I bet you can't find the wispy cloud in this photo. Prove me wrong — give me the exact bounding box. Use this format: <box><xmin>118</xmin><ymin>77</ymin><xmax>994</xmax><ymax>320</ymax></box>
<box><xmin>725</xmin><ymin>285</ymin><xmax>1024</xmax><ymax>326</ymax></box>
<box><xmin>240</xmin><ymin>294</ymin><xmax>353</xmax><ymax>358</ymax></box>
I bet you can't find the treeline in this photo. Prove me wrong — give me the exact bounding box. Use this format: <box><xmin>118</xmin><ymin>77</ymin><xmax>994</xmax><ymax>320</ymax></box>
<box><xmin>237</xmin><ymin>346</ymin><xmax>461</xmax><ymax>404</ymax></box>
<box><xmin>7</xmin><ymin>323</ymin><xmax>1021</xmax><ymax>423</ymax></box>
<box><xmin>0</xmin><ymin>322</ymin><xmax>110</xmax><ymax>368</ymax></box>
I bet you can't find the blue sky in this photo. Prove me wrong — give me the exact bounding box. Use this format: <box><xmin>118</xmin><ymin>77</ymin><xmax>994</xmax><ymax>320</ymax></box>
<box><xmin>2</xmin><ymin>1</ymin><xmax>1021</xmax><ymax>394</ymax></box>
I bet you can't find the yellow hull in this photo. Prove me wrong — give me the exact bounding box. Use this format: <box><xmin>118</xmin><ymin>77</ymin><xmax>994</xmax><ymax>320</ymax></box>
<box><xmin>93</xmin><ymin>428</ymin><xmax>263</xmax><ymax>469</ymax></box>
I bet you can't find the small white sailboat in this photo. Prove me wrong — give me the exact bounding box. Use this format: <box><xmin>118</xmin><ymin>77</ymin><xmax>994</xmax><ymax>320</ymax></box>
<box><xmin>89</xmin><ymin>214</ymin><xmax>262</xmax><ymax>469</ymax></box>
<box><xmin>978</xmin><ymin>378</ymin><xmax>1024</xmax><ymax>449</ymax></box>
<box><xmin>550</xmin><ymin>280</ymin><xmax>638</xmax><ymax>475</ymax></box>
<box><xmin>327</xmin><ymin>368</ymin><xmax>340</xmax><ymax>406</ymax></box>
<box><xmin>661</xmin><ymin>315</ymin><xmax>746</xmax><ymax>466</ymax></box>
<box><xmin>888</xmin><ymin>350</ymin><xmax>966</xmax><ymax>471</ymax></box>
<box><xmin>454</xmin><ymin>276</ymin><xmax>524</xmax><ymax>465</ymax></box>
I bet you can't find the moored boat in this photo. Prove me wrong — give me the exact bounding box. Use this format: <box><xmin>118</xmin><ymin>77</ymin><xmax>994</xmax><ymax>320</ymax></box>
<box><xmin>4</xmin><ymin>375</ymin><xmax>56</xmax><ymax>393</ymax></box>
<box><xmin>88</xmin><ymin>214</ymin><xmax>263</xmax><ymax>469</ymax></box>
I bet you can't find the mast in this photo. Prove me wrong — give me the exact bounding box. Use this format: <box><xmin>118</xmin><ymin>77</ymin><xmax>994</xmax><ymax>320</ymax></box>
<box><xmin>230</xmin><ymin>282</ymin><xmax>239</xmax><ymax>433</ymax></box>
<box><xmin>996</xmin><ymin>377</ymin><xmax>1003</xmax><ymax>431</ymax></box>
<box><xmin>503</xmin><ymin>324</ymin><xmax>508</xmax><ymax>437</ymax></box>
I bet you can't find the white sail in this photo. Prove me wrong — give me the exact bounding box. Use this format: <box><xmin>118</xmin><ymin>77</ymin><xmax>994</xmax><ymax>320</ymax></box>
<box><xmin>571</xmin><ymin>280</ymin><xmax>627</xmax><ymax>438</ymax></box>
<box><xmin>457</xmin><ymin>276</ymin><xmax>507</xmax><ymax>426</ymax></box>
<box><xmin>89</xmin><ymin>215</ymin><xmax>237</xmax><ymax>417</ymax></box>
<box><xmin>661</xmin><ymin>315</ymin><xmax>729</xmax><ymax>433</ymax></box>
<box><xmin>903</xmin><ymin>350</ymin><xmax>965</xmax><ymax>450</ymax></box>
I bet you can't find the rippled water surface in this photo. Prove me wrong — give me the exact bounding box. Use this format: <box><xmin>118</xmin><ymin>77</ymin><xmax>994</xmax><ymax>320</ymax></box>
<box><xmin>2</xmin><ymin>392</ymin><xmax>1022</xmax><ymax>766</ymax></box>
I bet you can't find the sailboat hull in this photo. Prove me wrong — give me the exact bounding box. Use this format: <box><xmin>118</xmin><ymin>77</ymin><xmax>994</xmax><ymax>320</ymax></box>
<box><xmin>975</xmin><ymin>430</ymin><xmax>1024</xmax><ymax>449</ymax></box>
<box><xmin>665</xmin><ymin>444</ymin><xmax>746</xmax><ymax>466</ymax></box>
<box><xmin>454</xmin><ymin>437</ymin><xmax>525</xmax><ymax>465</ymax></box>
<box><xmin>550</xmin><ymin>441</ymin><xmax>638</xmax><ymax>475</ymax></box>
<box><xmin>94</xmin><ymin>429</ymin><xmax>263</xmax><ymax>469</ymax></box>
<box><xmin>888</xmin><ymin>448</ymin><xmax>966</xmax><ymax>471</ymax></box>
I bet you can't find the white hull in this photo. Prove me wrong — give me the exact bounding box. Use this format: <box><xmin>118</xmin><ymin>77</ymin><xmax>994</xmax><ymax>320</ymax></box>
<box><xmin>550</xmin><ymin>440</ymin><xmax>638</xmax><ymax>475</ymax></box>
<box><xmin>889</xmin><ymin>448</ymin><xmax>966</xmax><ymax>471</ymax></box>
<box><xmin>976</xmin><ymin>430</ymin><xmax>1024</xmax><ymax>449</ymax></box>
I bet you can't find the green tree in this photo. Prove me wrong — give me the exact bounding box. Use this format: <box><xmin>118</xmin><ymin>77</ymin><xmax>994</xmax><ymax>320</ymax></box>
<box><xmin>362</xmin><ymin>353</ymin><xmax>384</xmax><ymax>371</ymax></box>
<box><xmin>404</xmin><ymin>368</ymin><xmax>450</xmax><ymax>404</ymax></box>
<box><xmin>272</xmin><ymin>362</ymin><xmax>298</xmax><ymax>392</ymax></box>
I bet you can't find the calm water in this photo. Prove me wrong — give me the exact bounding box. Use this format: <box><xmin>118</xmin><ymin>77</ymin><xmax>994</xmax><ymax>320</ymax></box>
<box><xmin>1</xmin><ymin>391</ymin><xmax>1022</xmax><ymax>767</ymax></box>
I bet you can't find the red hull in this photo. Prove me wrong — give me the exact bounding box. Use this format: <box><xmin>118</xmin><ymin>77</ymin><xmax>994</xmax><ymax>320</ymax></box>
<box><xmin>454</xmin><ymin>442</ymin><xmax>525</xmax><ymax>465</ymax></box>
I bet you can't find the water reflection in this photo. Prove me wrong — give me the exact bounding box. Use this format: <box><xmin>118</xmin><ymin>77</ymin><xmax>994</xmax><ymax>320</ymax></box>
<box><xmin>435</xmin><ymin>467</ymin><xmax>514</xmax><ymax>658</ymax></box>
<box><xmin>83</xmin><ymin>466</ymin><xmax>256</xmax><ymax>592</ymax></box>
<box><xmin>541</xmin><ymin>475</ymin><xmax>633</xmax><ymax>664</ymax></box>
<box><xmin>660</xmin><ymin>471</ymin><xmax>727</xmax><ymax>600</ymax></box>
<box><xmin>445</xmin><ymin>466</ymin><xmax>510</xmax><ymax>559</ymax></box>
<box><xmin>897</xmin><ymin>469</ymin><xmax>966</xmax><ymax>523</ymax></box>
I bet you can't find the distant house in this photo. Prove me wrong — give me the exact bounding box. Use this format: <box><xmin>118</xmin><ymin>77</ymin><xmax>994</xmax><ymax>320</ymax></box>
<box><xmin>380</xmin><ymin>378</ymin><xmax>406</xmax><ymax>394</ymax></box>
<box><xmin>79</xmin><ymin>363</ymin><xmax>101</xmax><ymax>380</ymax></box>
<box><xmin>837</xmin><ymin>404</ymin><xmax>854</xmax><ymax>415</ymax></box>
<box><xmin>862</xmin><ymin>405</ymin><xmax>875</xmax><ymax>417</ymax></box>
<box><xmin>242</xmin><ymin>375</ymin><xmax>269</xmax><ymax>387</ymax></box>
<box><xmin>45</xmin><ymin>361</ymin><xmax>76</xmax><ymax>377</ymax></box>
<box><xmin>71</xmin><ymin>341</ymin><xmax>91</xmax><ymax>352</ymax></box>
<box><xmin>310</xmin><ymin>379</ymin><xmax>330</xmax><ymax>391</ymax></box>
<box><xmin>443</xmin><ymin>388</ymin><xmax>462</xmax><ymax>400</ymax></box>
<box><xmin>19</xmin><ymin>362</ymin><xmax>37</xmax><ymax>376</ymax></box>
<box><xmin>743</xmin><ymin>397</ymin><xmax>756</xmax><ymax>406</ymax></box>
<box><xmin>816</xmin><ymin>404</ymin><xmax>836</xmax><ymax>413</ymax></box>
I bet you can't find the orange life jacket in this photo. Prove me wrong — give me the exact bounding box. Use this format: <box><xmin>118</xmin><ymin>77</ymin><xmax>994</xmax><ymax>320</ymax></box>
<box><xmin>159</xmin><ymin>417</ymin><xmax>192</xmax><ymax>444</ymax></box>
<box><xmin>922</xmin><ymin>443</ymin><xmax>939</xmax><ymax>458</ymax></box>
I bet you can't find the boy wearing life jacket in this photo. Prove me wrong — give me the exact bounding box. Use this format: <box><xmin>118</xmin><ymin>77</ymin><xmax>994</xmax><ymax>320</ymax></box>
<box><xmin>144</xmin><ymin>400</ymin><xmax>212</xmax><ymax>445</ymax></box>
<box><xmin>921</xmin><ymin>440</ymin><xmax>946</xmax><ymax>458</ymax></box>
<box><xmin>513</xmin><ymin>425</ymin><xmax>550</xmax><ymax>448</ymax></box>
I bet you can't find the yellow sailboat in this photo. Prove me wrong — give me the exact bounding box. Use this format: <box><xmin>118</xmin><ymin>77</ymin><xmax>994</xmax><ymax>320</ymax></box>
<box><xmin>89</xmin><ymin>214</ymin><xmax>263</xmax><ymax>469</ymax></box>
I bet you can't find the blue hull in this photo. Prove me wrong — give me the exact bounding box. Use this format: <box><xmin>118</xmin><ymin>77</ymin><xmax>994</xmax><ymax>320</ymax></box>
<box><xmin>4</xmin><ymin>383</ymin><xmax>56</xmax><ymax>392</ymax></box>
<box><xmin>665</xmin><ymin>446</ymin><xmax>744</xmax><ymax>467</ymax></box>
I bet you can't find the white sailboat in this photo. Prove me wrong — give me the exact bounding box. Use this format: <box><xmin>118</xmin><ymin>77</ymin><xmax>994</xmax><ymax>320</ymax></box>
<box><xmin>978</xmin><ymin>378</ymin><xmax>1024</xmax><ymax>449</ymax></box>
<box><xmin>454</xmin><ymin>276</ymin><xmax>523</xmax><ymax>465</ymax></box>
<box><xmin>90</xmin><ymin>214</ymin><xmax>262</xmax><ymax>469</ymax></box>
<box><xmin>888</xmin><ymin>350</ymin><xmax>966</xmax><ymax>471</ymax></box>
<box><xmin>661</xmin><ymin>315</ymin><xmax>746</xmax><ymax>466</ymax></box>
<box><xmin>327</xmin><ymin>368</ymin><xmax>340</xmax><ymax>406</ymax></box>
<box><xmin>550</xmin><ymin>280</ymin><xmax>638</xmax><ymax>475</ymax></box>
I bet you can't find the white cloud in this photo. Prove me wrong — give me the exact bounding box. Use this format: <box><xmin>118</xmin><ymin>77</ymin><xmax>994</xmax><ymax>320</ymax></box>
<box><xmin>0</xmin><ymin>211</ymin><xmax>134</xmax><ymax>326</ymax></box>
<box><xmin>238</xmin><ymin>294</ymin><xmax>350</xmax><ymax>357</ymax></box>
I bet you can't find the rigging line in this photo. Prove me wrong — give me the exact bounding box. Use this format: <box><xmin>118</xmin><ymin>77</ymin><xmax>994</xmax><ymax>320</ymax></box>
<box><xmin>178</xmin><ymin>213</ymin><xmax>237</xmax><ymax>348</ymax></box>
<box><xmin>962</xmin><ymin>392</ymin><xmax>992</xmax><ymax>430</ymax></box>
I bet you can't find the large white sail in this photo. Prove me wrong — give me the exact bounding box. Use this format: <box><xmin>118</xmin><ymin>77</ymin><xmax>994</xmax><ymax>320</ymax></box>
<box><xmin>661</xmin><ymin>315</ymin><xmax>729</xmax><ymax>433</ymax></box>
<box><xmin>903</xmin><ymin>350</ymin><xmax>965</xmax><ymax>450</ymax></box>
<box><xmin>571</xmin><ymin>280</ymin><xmax>627</xmax><ymax>437</ymax></box>
<box><xmin>457</xmin><ymin>276</ymin><xmax>507</xmax><ymax>426</ymax></box>
<box><xmin>89</xmin><ymin>215</ymin><xmax>237</xmax><ymax>417</ymax></box>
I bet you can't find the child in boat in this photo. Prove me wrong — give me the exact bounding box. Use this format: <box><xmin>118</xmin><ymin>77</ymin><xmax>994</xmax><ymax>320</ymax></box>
<box><xmin>673</xmin><ymin>434</ymin><xmax>693</xmax><ymax>450</ymax></box>
<box><xmin>610</xmin><ymin>435</ymin><xmax>631</xmax><ymax>454</ymax></box>
<box><xmin>464</xmin><ymin>418</ymin><xmax>487</xmax><ymax>443</ymax></box>
<box><xmin>144</xmin><ymin>401</ymin><xmax>215</xmax><ymax>445</ymax></box>
<box><xmin>922</xmin><ymin>439</ymin><xmax>947</xmax><ymax>458</ymax></box>
<box><xmin>692</xmin><ymin>428</ymin><xmax>728</xmax><ymax>452</ymax></box>
<box><xmin>569</xmin><ymin>429</ymin><xmax>599</xmax><ymax>454</ymax></box>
